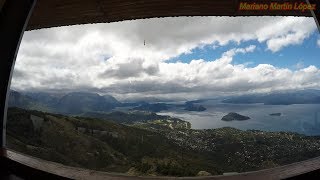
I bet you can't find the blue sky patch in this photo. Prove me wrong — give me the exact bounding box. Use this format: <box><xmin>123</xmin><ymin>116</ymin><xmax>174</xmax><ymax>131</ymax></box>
<box><xmin>168</xmin><ymin>31</ymin><xmax>320</xmax><ymax>70</ymax></box>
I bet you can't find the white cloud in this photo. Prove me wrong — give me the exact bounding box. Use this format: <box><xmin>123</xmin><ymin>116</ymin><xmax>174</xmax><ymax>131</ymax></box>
<box><xmin>294</xmin><ymin>61</ymin><xmax>305</xmax><ymax>69</ymax></box>
<box><xmin>317</xmin><ymin>38</ymin><xmax>320</xmax><ymax>47</ymax></box>
<box><xmin>10</xmin><ymin>16</ymin><xmax>320</xmax><ymax>100</ymax></box>
<box><xmin>256</xmin><ymin>17</ymin><xmax>315</xmax><ymax>52</ymax></box>
<box><xmin>266</xmin><ymin>31</ymin><xmax>307</xmax><ymax>52</ymax></box>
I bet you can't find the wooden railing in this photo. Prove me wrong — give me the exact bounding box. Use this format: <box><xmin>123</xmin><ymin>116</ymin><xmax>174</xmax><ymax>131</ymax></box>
<box><xmin>2</xmin><ymin>148</ymin><xmax>320</xmax><ymax>180</ymax></box>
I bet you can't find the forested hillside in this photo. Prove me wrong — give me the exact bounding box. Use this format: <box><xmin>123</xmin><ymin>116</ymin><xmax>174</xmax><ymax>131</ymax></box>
<box><xmin>6</xmin><ymin>108</ymin><xmax>320</xmax><ymax>176</ymax></box>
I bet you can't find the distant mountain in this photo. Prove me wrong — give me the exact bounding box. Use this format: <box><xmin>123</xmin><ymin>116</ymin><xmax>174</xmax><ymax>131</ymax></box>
<box><xmin>185</xmin><ymin>99</ymin><xmax>209</xmax><ymax>104</ymax></box>
<box><xmin>8</xmin><ymin>90</ymin><xmax>51</xmax><ymax>111</ymax></box>
<box><xmin>103</xmin><ymin>95</ymin><xmax>121</xmax><ymax>106</ymax></box>
<box><xmin>222</xmin><ymin>89</ymin><xmax>320</xmax><ymax>105</ymax></box>
<box><xmin>184</xmin><ymin>102</ymin><xmax>206</xmax><ymax>112</ymax></box>
<box><xmin>55</xmin><ymin>92</ymin><xmax>120</xmax><ymax>114</ymax></box>
<box><xmin>121</xmin><ymin>97</ymin><xmax>171</xmax><ymax>103</ymax></box>
<box><xmin>24</xmin><ymin>92</ymin><xmax>61</xmax><ymax>107</ymax></box>
<box><xmin>8</xmin><ymin>90</ymin><xmax>121</xmax><ymax>115</ymax></box>
<box><xmin>132</xmin><ymin>102</ymin><xmax>169</xmax><ymax>112</ymax></box>
<box><xmin>8</xmin><ymin>90</ymin><xmax>211</xmax><ymax>115</ymax></box>
<box><xmin>8</xmin><ymin>90</ymin><xmax>37</xmax><ymax>109</ymax></box>
<box><xmin>130</xmin><ymin>101</ymin><xmax>208</xmax><ymax>113</ymax></box>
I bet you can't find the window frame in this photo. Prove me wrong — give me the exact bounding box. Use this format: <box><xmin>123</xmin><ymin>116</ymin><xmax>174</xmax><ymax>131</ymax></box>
<box><xmin>1</xmin><ymin>0</ymin><xmax>320</xmax><ymax>179</ymax></box>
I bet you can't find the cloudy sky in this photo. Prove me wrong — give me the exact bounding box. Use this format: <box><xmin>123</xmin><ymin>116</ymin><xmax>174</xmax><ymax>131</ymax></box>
<box><xmin>11</xmin><ymin>16</ymin><xmax>320</xmax><ymax>100</ymax></box>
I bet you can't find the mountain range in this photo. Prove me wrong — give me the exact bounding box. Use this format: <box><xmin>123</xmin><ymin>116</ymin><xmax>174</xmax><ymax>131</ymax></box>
<box><xmin>9</xmin><ymin>89</ymin><xmax>320</xmax><ymax>117</ymax></box>
<box><xmin>222</xmin><ymin>89</ymin><xmax>320</xmax><ymax>105</ymax></box>
<box><xmin>9</xmin><ymin>90</ymin><xmax>122</xmax><ymax>115</ymax></box>
<box><xmin>8</xmin><ymin>90</ymin><xmax>208</xmax><ymax>115</ymax></box>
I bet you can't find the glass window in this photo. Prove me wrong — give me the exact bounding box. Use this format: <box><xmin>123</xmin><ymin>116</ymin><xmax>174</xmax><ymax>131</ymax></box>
<box><xmin>6</xmin><ymin>16</ymin><xmax>320</xmax><ymax>177</ymax></box>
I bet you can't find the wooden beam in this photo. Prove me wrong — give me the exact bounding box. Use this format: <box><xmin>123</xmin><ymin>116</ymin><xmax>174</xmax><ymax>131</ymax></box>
<box><xmin>0</xmin><ymin>0</ymin><xmax>36</xmax><ymax>148</ymax></box>
<box><xmin>26</xmin><ymin>0</ymin><xmax>314</xmax><ymax>31</ymax></box>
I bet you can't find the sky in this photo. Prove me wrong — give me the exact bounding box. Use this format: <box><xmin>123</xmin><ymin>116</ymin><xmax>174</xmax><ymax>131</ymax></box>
<box><xmin>11</xmin><ymin>16</ymin><xmax>320</xmax><ymax>101</ymax></box>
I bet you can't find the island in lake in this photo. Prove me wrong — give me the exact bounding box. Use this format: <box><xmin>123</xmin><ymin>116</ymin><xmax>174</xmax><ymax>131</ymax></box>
<box><xmin>184</xmin><ymin>102</ymin><xmax>206</xmax><ymax>112</ymax></box>
<box><xmin>269</xmin><ymin>113</ymin><xmax>281</xmax><ymax>116</ymax></box>
<box><xmin>221</xmin><ymin>112</ymin><xmax>250</xmax><ymax>121</ymax></box>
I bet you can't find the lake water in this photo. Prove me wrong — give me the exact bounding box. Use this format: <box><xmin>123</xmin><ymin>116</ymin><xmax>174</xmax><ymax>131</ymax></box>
<box><xmin>158</xmin><ymin>100</ymin><xmax>320</xmax><ymax>136</ymax></box>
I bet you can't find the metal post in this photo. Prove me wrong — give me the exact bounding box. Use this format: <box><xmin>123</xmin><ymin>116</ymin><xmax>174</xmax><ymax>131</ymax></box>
<box><xmin>0</xmin><ymin>0</ymin><xmax>37</xmax><ymax>153</ymax></box>
<box><xmin>306</xmin><ymin>0</ymin><xmax>320</xmax><ymax>33</ymax></box>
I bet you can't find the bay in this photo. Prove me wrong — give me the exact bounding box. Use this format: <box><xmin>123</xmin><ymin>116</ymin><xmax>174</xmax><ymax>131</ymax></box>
<box><xmin>158</xmin><ymin>100</ymin><xmax>320</xmax><ymax>136</ymax></box>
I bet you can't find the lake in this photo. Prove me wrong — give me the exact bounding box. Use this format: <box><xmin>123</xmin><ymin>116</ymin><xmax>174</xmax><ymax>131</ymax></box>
<box><xmin>158</xmin><ymin>100</ymin><xmax>320</xmax><ymax>136</ymax></box>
